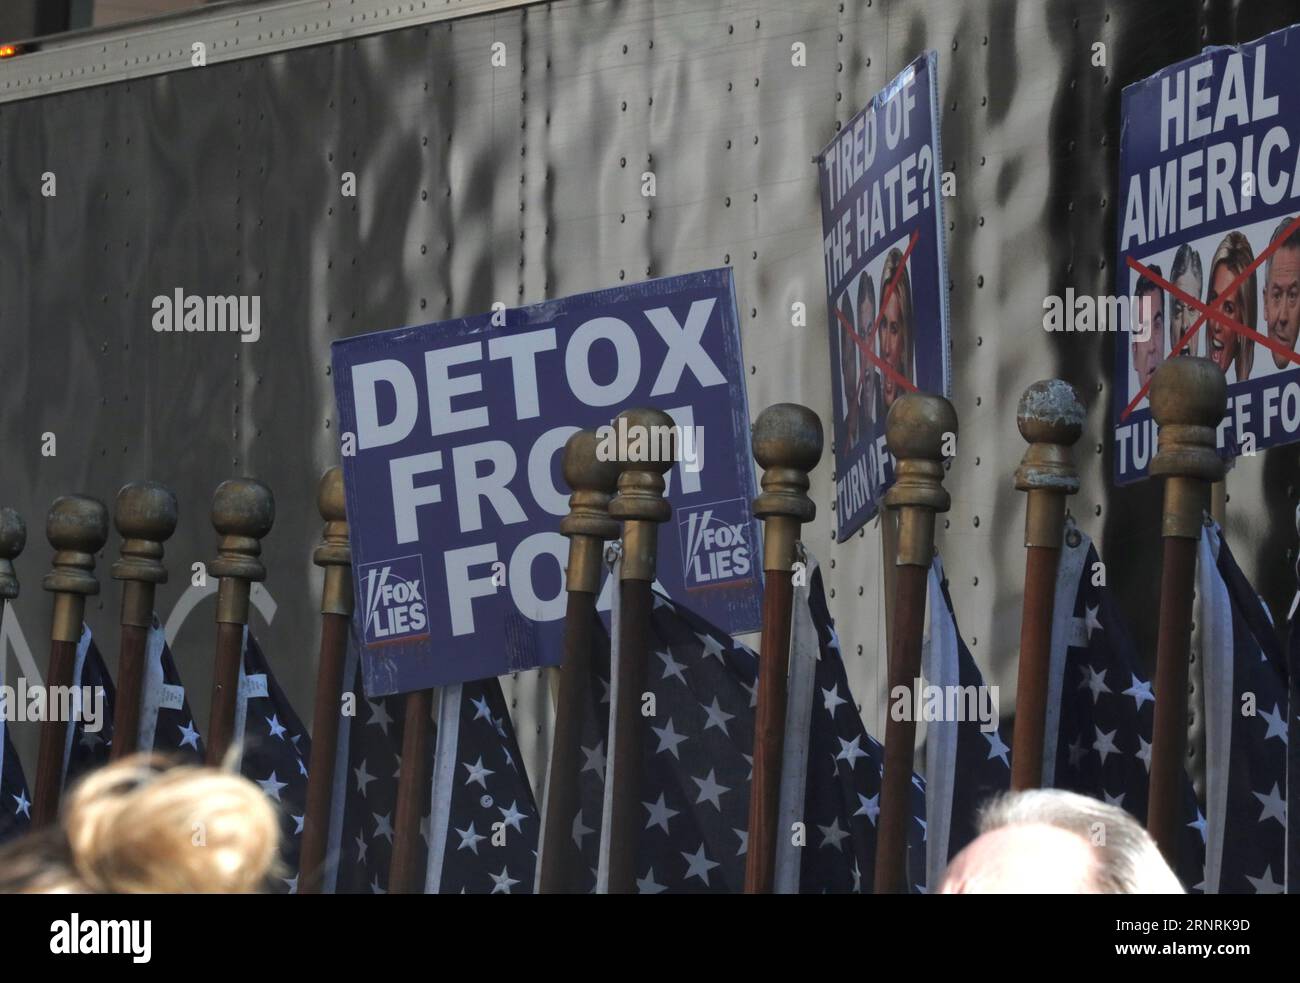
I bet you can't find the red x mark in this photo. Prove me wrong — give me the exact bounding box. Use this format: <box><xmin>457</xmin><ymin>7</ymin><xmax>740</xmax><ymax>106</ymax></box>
<box><xmin>834</xmin><ymin>229</ymin><xmax>921</xmax><ymax>430</ymax></box>
<box><xmin>1121</xmin><ymin>212</ymin><xmax>1300</xmax><ymax>420</ymax></box>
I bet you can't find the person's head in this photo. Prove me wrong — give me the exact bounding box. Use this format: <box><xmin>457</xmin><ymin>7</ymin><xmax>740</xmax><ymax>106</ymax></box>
<box><xmin>1130</xmin><ymin>265</ymin><xmax>1165</xmax><ymax>389</ymax></box>
<box><xmin>857</xmin><ymin>272</ymin><xmax>877</xmax><ymax>345</ymax></box>
<box><xmin>0</xmin><ymin>755</ymin><xmax>280</xmax><ymax>893</ymax></box>
<box><xmin>938</xmin><ymin>789</ymin><xmax>1184</xmax><ymax>894</ymax></box>
<box><xmin>1169</xmin><ymin>244</ymin><xmax>1203</xmax><ymax>356</ymax></box>
<box><xmin>837</xmin><ymin>290</ymin><xmax>858</xmax><ymax>416</ymax></box>
<box><xmin>878</xmin><ymin>248</ymin><xmax>914</xmax><ymax>409</ymax></box>
<box><xmin>1206</xmin><ymin>231</ymin><xmax>1257</xmax><ymax>380</ymax></box>
<box><xmin>1264</xmin><ymin>218</ymin><xmax>1300</xmax><ymax>369</ymax></box>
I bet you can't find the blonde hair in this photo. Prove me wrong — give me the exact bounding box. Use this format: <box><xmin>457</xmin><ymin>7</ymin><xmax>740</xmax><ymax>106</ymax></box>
<box><xmin>879</xmin><ymin>247</ymin><xmax>915</xmax><ymax>384</ymax></box>
<box><xmin>1208</xmin><ymin>231</ymin><xmax>1256</xmax><ymax>380</ymax></box>
<box><xmin>0</xmin><ymin>755</ymin><xmax>280</xmax><ymax>894</ymax></box>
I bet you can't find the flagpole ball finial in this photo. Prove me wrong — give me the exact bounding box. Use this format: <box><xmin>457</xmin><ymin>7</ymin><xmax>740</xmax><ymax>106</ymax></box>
<box><xmin>111</xmin><ymin>481</ymin><xmax>178</xmax><ymax>584</ymax></box>
<box><xmin>883</xmin><ymin>394</ymin><xmax>956</xmax><ymax>562</ymax></box>
<box><xmin>1016</xmin><ymin>379</ymin><xmax>1085</xmax><ymax>452</ymax></box>
<box><xmin>751</xmin><ymin>403</ymin><xmax>823</xmax><ymax>571</ymax></box>
<box><xmin>608</xmin><ymin>408</ymin><xmax>675</xmax><ymax>581</ymax></box>
<box><xmin>210</xmin><ymin>478</ymin><xmax>275</xmax><ymax>581</ymax></box>
<box><xmin>1015</xmin><ymin>381</ymin><xmax>1083</xmax><ymax>548</ymax></box>
<box><xmin>317</xmin><ymin>466</ymin><xmax>346</xmax><ymax>528</ymax></box>
<box><xmin>43</xmin><ymin>495</ymin><xmax>109</xmax><ymax>596</ymax></box>
<box><xmin>608</xmin><ymin>407</ymin><xmax>676</xmax><ymax>522</ymax></box>
<box><xmin>561</xmin><ymin>431</ymin><xmax>621</xmax><ymax>594</ymax></box>
<box><xmin>315</xmin><ymin>467</ymin><xmax>352</xmax><ymax>617</ymax></box>
<box><xmin>210</xmin><ymin>479</ymin><xmax>275</xmax><ymax>631</ymax></box>
<box><xmin>43</xmin><ymin>495</ymin><xmax>108</xmax><ymax>642</ymax></box>
<box><xmin>1149</xmin><ymin>357</ymin><xmax>1226</xmax><ymax>538</ymax></box>
<box><xmin>885</xmin><ymin>392</ymin><xmax>958</xmax><ymax>464</ymax></box>
<box><xmin>0</xmin><ymin>507</ymin><xmax>25</xmax><ymax>600</ymax></box>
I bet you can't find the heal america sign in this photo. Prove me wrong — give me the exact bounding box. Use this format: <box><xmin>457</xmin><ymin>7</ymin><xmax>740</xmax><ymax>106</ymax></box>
<box><xmin>1113</xmin><ymin>24</ymin><xmax>1300</xmax><ymax>482</ymax></box>
<box><xmin>332</xmin><ymin>269</ymin><xmax>761</xmax><ymax>696</ymax></box>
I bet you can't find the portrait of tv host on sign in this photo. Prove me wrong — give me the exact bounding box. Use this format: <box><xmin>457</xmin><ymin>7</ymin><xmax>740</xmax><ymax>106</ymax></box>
<box><xmin>878</xmin><ymin>246</ymin><xmax>915</xmax><ymax>411</ymax></box>
<box><xmin>1169</xmin><ymin>244</ymin><xmax>1202</xmax><ymax>358</ymax></box>
<box><xmin>1206</xmin><ymin>230</ymin><xmax>1256</xmax><ymax>382</ymax></box>
<box><xmin>1263</xmin><ymin>216</ymin><xmax>1300</xmax><ymax>371</ymax></box>
<box><xmin>1130</xmin><ymin>265</ymin><xmax>1165</xmax><ymax>393</ymax></box>
<box><xmin>856</xmin><ymin>271</ymin><xmax>883</xmax><ymax>432</ymax></box>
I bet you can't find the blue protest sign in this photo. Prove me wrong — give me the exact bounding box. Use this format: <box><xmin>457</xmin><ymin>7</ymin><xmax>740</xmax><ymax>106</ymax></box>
<box><xmin>332</xmin><ymin>269</ymin><xmax>760</xmax><ymax>696</ymax></box>
<box><xmin>817</xmin><ymin>51</ymin><xmax>953</xmax><ymax>541</ymax></box>
<box><xmin>1114</xmin><ymin>25</ymin><xmax>1300</xmax><ymax>482</ymax></box>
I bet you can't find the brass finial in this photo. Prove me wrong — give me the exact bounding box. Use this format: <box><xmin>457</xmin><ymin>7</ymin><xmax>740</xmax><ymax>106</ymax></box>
<box><xmin>1015</xmin><ymin>381</ymin><xmax>1084</xmax><ymax>548</ymax></box>
<box><xmin>314</xmin><ymin>467</ymin><xmax>353</xmax><ymax>617</ymax></box>
<box><xmin>1150</xmin><ymin>357</ymin><xmax>1227</xmax><ymax>538</ymax></box>
<box><xmin>884</xmin><ymin>393</ymin><xmax>957</xmax><ymax>565</ymax></box>
<box><xmin>112</xmin><ymin>481</ymin><xmax>178</xmax><ymax>585</ymax></box>
<box><xmin>752</xmin><ymin>403</ymin><xmax>823</xmax><ymax>571</ymax></box>
<box><xmin>0</xmin><ymin>507</ymin><xmax>25</xmax><ymax>601</ymax></box>
<box><xmin>210</xmin><ymin>478</ymin><xmax>275</xmax><ymax>624</ymax></box>
<box><xmin>561</xmin><ymin>430</ymin><xmax>621</xmax><ymax>594</ymax></box>
<box><xmin>608</xmin><ymin>408</ymin><xmax>676</xmax><ymax>581</ymax></box>
<box><xmin>43</xmin><ymin>494</ymin><xmax>109</xmax><ymax>642</ymax></box>
<box><xmin>112</xmin><ymin>481</ymin><xmax>178</xmax><ymax>628</ymax></box>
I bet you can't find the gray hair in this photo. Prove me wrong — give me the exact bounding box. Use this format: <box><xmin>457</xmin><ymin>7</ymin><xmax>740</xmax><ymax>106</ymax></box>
<box><xmin>1171</xmin><ymin>243</ymin><xmax>1202</xmax><ymax>289</ymax></box>
<box><xmin>978</xmin><ymin>789</ymin><xmax>1184</xmax><ymax>894</ymax></box>
<box><xmin>1265</xmin><ymin>217</ymin><xmax>1300</xmax><ymax>283</ymax></box>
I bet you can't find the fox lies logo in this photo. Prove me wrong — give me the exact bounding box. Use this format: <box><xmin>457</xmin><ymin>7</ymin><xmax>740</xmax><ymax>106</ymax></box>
<box><xmin>360</xmin><ymin>555</ymin><xmax>430</xmax><ymax>645</ymax></box>
<box><xmin>678</xmin><ymin>499</ymin><xmax>752</xmax><ymax>588</ymax></box>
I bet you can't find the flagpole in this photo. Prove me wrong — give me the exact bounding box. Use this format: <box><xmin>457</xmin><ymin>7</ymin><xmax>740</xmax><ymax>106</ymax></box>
<box><xmin>205</xmin><ymin>478</ymin><xmax>275</xmax><ymax>766</ymax></box>
<box><xmin>388</xmin><ymin>687</ymin><xmax>433</xmax><ymax>893</ymax></box>
<box><xmin>33</xmin><ymin>495</ymin><xmax>108</xmax><ymax>826</ymax></box>
<box><xmin>744</xmin><ymin>403</ymin><xmax>823</xmax><ymax>894</ymax></box>
<box><xmin>109</xmin><ymin>482</ymin><xmax>177</xmax><ymax>761</ymax></box>
<box><xmin>538</xmin><ymin>430</ymin><xmax>620</xmax><ymax>893</ymax></box>
<box><xmin>1146</xmin><ymin>357</ymin><xmax>1225</xmax><ymax>861</ymax></box>
<box><xmin>605</xmin><ymin>407</ymin><xmax>674</xmax><ymax>894</ymax></box>
<box><xmin>300</xmin><ymin>466</ymin><xmax>353</xmax><ymax>894</ymax></box>
<box><xmin>1010</xmin><ymin>382</ymin><xmax>1082</xmax><ymax>789</ymax></box>
<box><xmin>873</xmin><ymin>394</ymin><xmax>955</xmax><ymax>894</ymax></box>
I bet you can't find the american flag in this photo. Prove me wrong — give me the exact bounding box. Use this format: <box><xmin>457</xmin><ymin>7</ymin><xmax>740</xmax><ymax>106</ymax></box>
<box><xmin>64</xmin><ymin>620</ymin><xmax>204</xmax><ymax>781</ymax></box>
<box><xmin>774</xmin><ymin>557</ymin><xmax>927</xmax><ymax>893</ymax></box>
<box><xmin>235</xmin><ymin>630</ymin><xmax>312</xmax><ymax>894</ymax></box>
<box><xmin>1197</xmin><ymin>522</ymin><xmax>1287</xmax><ymax>894</ymax></box>
<box><xmin>1045</xmin><ymin>519</ymin><xmax>1205</xmax><ymax>888</ymax></box>
<box><xmin>326</xmin><ymin>630</ymin><xmax>538</xmax><ymax>894</ymax></box>
<box><xmin>575</xmin><ymin>583</ymin><xmax>757</xmax><ymax>894</ymax></box>
<box><xmin>0</xmin><ymin>691</ymin><xmax>28</xmax><ymax>843</ymax></box>
<box><xmin>65</xmin><ymin>626</ymin><xmax>115</xmax><ymax>782</ymax></box>
<box><xmin>924</xmin><ymin>555</ymin><xmax>1012</xmax><ymax>882</ymax></box>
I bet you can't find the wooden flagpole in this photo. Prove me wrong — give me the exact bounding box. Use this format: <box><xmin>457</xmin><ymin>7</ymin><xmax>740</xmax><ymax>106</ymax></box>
<box><xmin>109</xmin><ymin>481</ymin><xmax>178</xmax><ymax>760</ymax></box>
<box><xmin>604</xmin><ymin>407</ymin><xmax>674</xmax><ymax>894</ymax></box>
<box><xmin>205</xmin><ymin>478</ymin><xmax>275</xmax><ymax>766</ymax></box>
<box><xmin>873</xmin><ymin>394</ymin><xmax>955</xmax><ymax>894</ymax></box>
<box><xmin>300</xmin><ymin>466</ymin><xmax>353</xmax><ymax>894</ymax></box>
<box><xmin>744</xmin><ymin>403</ymin><xmax>823</xmax><ymax>893</ymax></box>
<box><xmin>33</xmin><ymin>495</ymin><xmax>108</xmax><ymax>826</ymax></box>
<box><xmin>538</xmin><ymin>430</ymin><xmax>620</xmax><ymax>893</ymax></box>
<box><xmin>1010</xmin><ymin>381</ymin><xmax>1082</xmax><ymax>789</ymax></box>
<box><xmin>1146</xmin><ymin>357</ymin><xmax>1225</xmax><ymax>861</ymax></box>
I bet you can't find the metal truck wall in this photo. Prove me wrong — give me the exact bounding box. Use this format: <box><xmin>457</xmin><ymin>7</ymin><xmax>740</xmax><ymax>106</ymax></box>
<box><xmin>1</xmin><ymin>0</ymin><xmax>1297</xmax><ymax>786</ymax></box>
